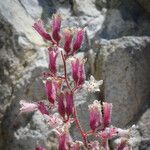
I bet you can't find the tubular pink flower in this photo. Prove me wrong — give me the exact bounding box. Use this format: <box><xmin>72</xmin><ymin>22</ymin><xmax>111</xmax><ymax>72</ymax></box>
<box><xmin>58</xmin><ymin>93</ymin><xmax>66</xmax><ymax>119</ymax></box>
<box><xmin>36</xmin><ymin>146</ymin><xmax>46</xmax><ymax>150</ymax></box>
<box><xmin>103</xmin><ymin>102</ymin><xmax>112</xmax><ymax>129</ymax></box>
<box><xmin>63</xmin><ymin>29</ymin><xmax>73</xmax><ymax>54</ymax></box>
<box><xmin>20</xmin><ymin>100</ymin><xmax>38</xmax><ymax>113</ymax></box>
<box><xmin>88</xmin><ymin>100</ymin><xmax>102</xmax><ymax>131</ymax></box>
<box><xmin>78</xmin><ymin>63</ymin><xmax>86</xmax><ymax>86</ymax></box>
<box><xmin>33</xmin><ymin>20</ymin><xmax>52</xmax><ymax>41</ymax></box>
<box><xmin>52</xmin><ymin>14</ymin><xmax>61</xmax><ymax>44</ymax></box>
<box><xmin>65</xmin><ymin>91</ymin><xmax>74</xmax><ymax>117</ymax></box>
<box><xmin>45</xmin><ymin>80</ymin><xmax>56</xmax><ymax>104</ymax></box>
<box><xmin>58</xmin><ymin>132</ymin><xmax>72</xmax><ymax>150</ymax></box>
<box><xmin>71</xmin><ymin>58</ymin><xmax>86</xmax><ymax>86</ymax></box>
<box><xmin>71</xmin><ymin>59</ymin><xmax>80</xmax><ymax>84</ymax></box>
<box><xmin>48</xmin><ymin>49</ymin><xmax>58</xmax><ymax>75</ymax></box>
<box><xmin>37</xmin><ymin>102</ymin><xmax>49</xmax><ymax>115</ymax></box>
<box><xmin>73</xmin><ymin>29</ymin><xmax>84</xmax><ymax>53</ymax></box>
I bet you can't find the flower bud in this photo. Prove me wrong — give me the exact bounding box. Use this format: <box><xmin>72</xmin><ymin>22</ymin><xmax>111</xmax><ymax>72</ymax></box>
<box><xmin>37</xmin><ymin>102</ymin><xmax>49</xmax><ymax>115</ymax></box>
<box><xmin>58</xmin><ymin>93</ymin><xmax>66</xmax><ymax>119</ymax></box>
<box><xmin>52</xmin><ymin>14</ymin><xmax>61</xmax><ymax>44</ymax></box>
<box><xmin>78</xmin><ymin>63</ymin><xmax>86</xmax><ymax>86</ymax></box>
<box><xmin>45</xmin><ymin>80</ymin><xmax>56</xmax><ymax>104</ymax></box>
<box><xmin>103</xmin><ymin>102</ymin><xmax>112</xmax><ymax>129</ymax></box>
<box><xmin>65</xmin><ymin>91</ymin><xmax>74</xmax><ymax>117</ymax></box>
<box><xmin>71</xmin><ymin>58</ymin><xmax>86</xmax><ymax>86</ymax></box>
<box><xmin>48</xmin><ymin>49</ymin><xmax>58</xmax><ymax>75</ymax></box>
<box><xmin>33</xmin><ymin>20</ymin><xmax>52</xmax><ymax>41</ymax></box>
<box><xmin>73</xmin><ymin>29</ymin><xmax>84</xmax><ymax>53</ymax></box>
<box><xmin>20</xmin><ymin>100</ymin><xmax>38</xmax><ymax>113</ymax></box>
<box><xmin>63</xmin><ymin>29</ymin><xmax>73</xmax><ymax>54</ymax></box>
<box><xmin>89</xmin><ymin>100</ymin><xmax>102</xmax><ymax>131</ymax></box>
<box><xmin>71</xmin><ymin>59</ymin><xmax>80</xmax><ymax>84</ymax></box>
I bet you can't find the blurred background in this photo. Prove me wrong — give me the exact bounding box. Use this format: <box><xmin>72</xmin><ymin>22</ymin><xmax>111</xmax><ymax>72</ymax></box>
<box><xmin>0</xmin><ymin>0</ymin><xmax>150</xmax><ymax>150</ymax></box>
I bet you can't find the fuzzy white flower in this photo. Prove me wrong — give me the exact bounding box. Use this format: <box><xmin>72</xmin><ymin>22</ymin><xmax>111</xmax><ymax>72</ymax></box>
<box><xmin>83</xmin><ymin>75</ymin><xmax>103</xmax><ymax>92</ymax></box>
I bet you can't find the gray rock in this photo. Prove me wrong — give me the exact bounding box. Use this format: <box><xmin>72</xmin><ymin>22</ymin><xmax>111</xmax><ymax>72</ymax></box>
<box><xmin>138</xmin><ymin>108</ymin><xmax>150</xmax><ymax>150</ymax></box>
<box><xmin>88</xmin><ymin>36</ymin><xmax>150</xmax><ymax>127</ymax></box>
<box><xmin>137</xmin><ymin>0</ymin><xmax>150</xmax><ymax>13</ymax></box>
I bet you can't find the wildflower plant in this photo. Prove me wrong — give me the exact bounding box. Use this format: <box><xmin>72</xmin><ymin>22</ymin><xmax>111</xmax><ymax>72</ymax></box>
<box><xmin>20</xmin><ymin>14</ymin><xmax>135</xmax><ymax>150</ymax></box>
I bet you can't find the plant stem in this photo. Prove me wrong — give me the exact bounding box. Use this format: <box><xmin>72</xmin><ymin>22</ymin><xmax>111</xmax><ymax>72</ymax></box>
<box><xmin>73</xmin><ymin>107</ymin><xmax>88</xmax><ymax>148</ymax></box>
<box><xmin>61</xmin><ymin>51</ymin><xmax>71</xmax><ymax>90</ymax></box>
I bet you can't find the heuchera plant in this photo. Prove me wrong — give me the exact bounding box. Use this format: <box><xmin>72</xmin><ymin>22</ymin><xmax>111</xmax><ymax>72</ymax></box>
<box><xmin>20</xmin><ymin>14</ymin><xmax>134</xmax><ymax>150</ymax></box>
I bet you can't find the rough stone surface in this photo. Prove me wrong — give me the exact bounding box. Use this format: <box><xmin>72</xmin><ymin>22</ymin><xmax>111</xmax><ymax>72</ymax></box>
<box><xmin>0</xmin><ymin>0</ymin><xmax>150</xmax><ymax>149</ymax></box>
<box><xmin>88</xmin><ymin>36</ymin><xmax>150</xmax><ymax>127</ymax></box>
<box><xmin>138</xmin><ymin>108</ymin><xmax>150</xmax><ymax>150</ymax></box>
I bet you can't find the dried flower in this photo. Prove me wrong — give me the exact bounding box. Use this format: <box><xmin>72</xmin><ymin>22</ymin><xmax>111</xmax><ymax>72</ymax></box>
<box><xmin>88</xmin><ymin>100</ymin><xmax>102</xmax><ymax>131</ymax></box>
<box><xmin>20</xmin><ymin>100</ymin><xmax>38</xmax><ymax>113</ymax></box>
<box><xmin>45</xmin><ymin>80</ymin><xmax>56</xmax><ymax>104</ymax></box>
<box><xmin>33</xmin><ymin>20</ymin><xmax>52</xmax><ymax>41</ymax></box>
<box><xmin>83</xmin><ymin>75</ymin><xmax>103</xmax><ymax>92</ymax></box>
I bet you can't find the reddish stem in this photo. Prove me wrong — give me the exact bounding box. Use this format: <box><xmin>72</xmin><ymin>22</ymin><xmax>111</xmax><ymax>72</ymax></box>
<box><xmin>73</xmin><ymin>107</ymin><xmax>88</xmax><ymax>148</ymax></box>
<box><xmin>61</xmin><ymin>51</ymin><xmax>71</xmax><ymax>90</ymax></box>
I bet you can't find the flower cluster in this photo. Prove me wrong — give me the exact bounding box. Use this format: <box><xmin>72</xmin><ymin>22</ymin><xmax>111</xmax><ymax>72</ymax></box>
<box><xmin>20</xmin><ymin>14</ymin><xmax>133</xmax><ymax>150</ymax></box>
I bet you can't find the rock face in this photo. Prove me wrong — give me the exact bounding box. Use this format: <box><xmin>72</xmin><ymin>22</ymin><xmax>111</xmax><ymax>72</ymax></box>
<box><xmin>0</xmin><ymin>0</ymin><xmax>150</xmax><ymax>150</ymax></box>
<box><xmin>89</xmin><ymin>36</ymin><xmax>150</xmax><ymax>127</ymax></box>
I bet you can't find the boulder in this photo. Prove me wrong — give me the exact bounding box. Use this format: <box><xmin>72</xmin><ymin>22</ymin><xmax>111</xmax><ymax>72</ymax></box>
<box><xmin>88</xmin><ymin>36</ymin><xmax>150</xmax><ymax>127</ymax></box>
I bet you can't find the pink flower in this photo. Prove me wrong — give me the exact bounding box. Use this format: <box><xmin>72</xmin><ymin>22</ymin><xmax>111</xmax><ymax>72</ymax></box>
<box><xmin>78</xmin><ymin>62</ymin><xmax>86</xmax><ymax>85</ymax></box>
<box><xmin>73</xmin><ymin>29</ymin><xmax>84</xmax><ymax>53</ymax></box>
<box><xmin>58</xmin><ymin>93</ymin><xmax>66</xmax><ymax>119</ymax></box>
<box><xmin>36</xmin><ymin>146</ymin><xmax>46</xmax><ymax>150</ymax></box>
<box><xmin>48</xmin><ymin>49</ymin><xmax>58</xmax><ymax>75</ymax></box>
<box><xmin>71</xmin><ymin>59</ymin><xmax>80</xmax><ymax>84</ymax></box>
<box><xmin>71</xmin><ymin>58</ymin><xmax>86</xmax><ymax>86</ymax></box>
<box><xmin>88</xmin><ymin>100</ymin><xmax>102</xmax><ymax>131</ymax></box>
<box><xmin>20</xmin><ymin>100</ymin><xmax>38</xmax><ymax>113</ymax></box>
<box><xmin>52</xmin><ymin>14</ymin><xmax>61</xmax><ymax>44</ymax></box>
<box><xmin>103</xmin><ymin>102</ymin><xmax>112</xmax><ymax>129</ymax></box>
<box><xmin>97</xmin><ymin>126</ymin><xmax>118</xmax><ymax>139</ymax></box>
<box><xmin>63</xmin><ymin>29</ymin><xmax>73</xmax><ymax>54</ymax></box>
<box><xmin>45</xmin><ymin>80</ymin><xmax>56</xmax><ymax>104</ymax></box>
<box><xmin>89</xmin><ymin>141</ymin><xmax>100</xmax><ymax>150</ymax></box>
<box><xmin>65</xmin><ymin>91</ymin><xmax>74</xmax><ymax>117</ymax></box>
<box><xmin>37</xmin><ymin>102</ymin><xmax>49</xmax><ymax>115</ymax></box>
<box><xmin>58</xmin><ymin>132</ymin><xmax>72</xmax><ymax>150</ymax></box>
<box><xmin>33</xmin><ymin>20</ymin><xmax>52</xmax><ymax>41</ymax></box>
